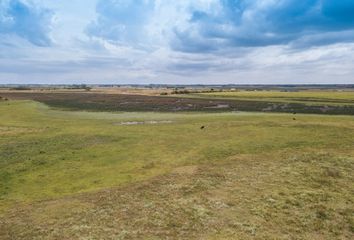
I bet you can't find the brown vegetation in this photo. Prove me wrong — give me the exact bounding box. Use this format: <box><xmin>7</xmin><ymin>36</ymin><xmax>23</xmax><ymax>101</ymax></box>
<box><xmin>1</xmin><ymin>91</ymin><xmax>354</xmax><ymax>114</ymax></box>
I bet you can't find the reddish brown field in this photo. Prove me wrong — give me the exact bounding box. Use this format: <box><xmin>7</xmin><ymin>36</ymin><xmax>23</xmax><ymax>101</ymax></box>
<box><xmin>1</xmin><ymin>91</ymin><xmax>354</xmax><ymax>114</ymax></box>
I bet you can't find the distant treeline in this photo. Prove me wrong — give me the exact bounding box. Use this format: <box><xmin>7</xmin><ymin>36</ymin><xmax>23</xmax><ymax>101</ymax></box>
<box><xmin>10</xmin><ymin>86</ymin><xmax>32</xmax><ymax>91</ymax></box>
<box><xmin>2</xmin><ymin>84</ymin><xmax>354</xmax><ymax>91</ymax></box>
<box><xmin>164</xmin><ymin>88</ymin><xmax>224</xmax><ymax>95</ymax></box>
<box><xmin>164</xmin><ymin>88</ymin><xmax>283</xmax><ymax>95</ymax></box>
<box><xmin>65</xmin><ymin>84</ymin><xmax>92</xmax><ymax>91</ymax></box>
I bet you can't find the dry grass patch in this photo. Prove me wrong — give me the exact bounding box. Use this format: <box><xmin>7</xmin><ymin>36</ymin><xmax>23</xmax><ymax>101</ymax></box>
<box><xmin>1</xmin><ymin>150</ymin><xmax>353</xmax><ymax>240</ymax></box>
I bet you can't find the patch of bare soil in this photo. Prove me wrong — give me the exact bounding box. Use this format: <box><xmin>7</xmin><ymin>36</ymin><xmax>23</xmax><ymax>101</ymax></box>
<box><xmin>115</xmin><ymin>120</ymin><xmax>173</xmax><ymax>126</ymax></box>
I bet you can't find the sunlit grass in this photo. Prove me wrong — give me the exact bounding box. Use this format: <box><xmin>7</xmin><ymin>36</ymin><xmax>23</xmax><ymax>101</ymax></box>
<box><xmin>1</xmin><ymin>100</ymin><xmax>353</xmax><ymax>209</ymax></box>
<box><xmin>0</xmin><ymin>100</ymin><xmax>353</xmax><ymax>238</ymax></box>
<box><xmin>191</xmin><ymin>90</ymin><xmax>354</xmax><ymax>106</ymax></box>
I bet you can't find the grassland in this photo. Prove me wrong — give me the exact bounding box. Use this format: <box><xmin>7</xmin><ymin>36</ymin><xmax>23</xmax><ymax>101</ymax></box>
<box><xmin>0</xmin><ymin>99</ymin><xmax>353</xmax><ymax>239</ymax></box>
<box><xmin>191</xmin><ymin>90</ymin><xmax>354</xmax><ymax>106</ymax></box>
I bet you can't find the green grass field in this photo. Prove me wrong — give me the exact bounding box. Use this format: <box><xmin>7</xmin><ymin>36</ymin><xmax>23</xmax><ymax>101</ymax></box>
<box><xmin>0</xmin><ymin>100</ymin><xmax>353</xmax><ymax>239</ymax></box>
<box><xmin>191</xmin><ymin>90</ymin><xmax>354</xmax><ymax>106</ymax></box>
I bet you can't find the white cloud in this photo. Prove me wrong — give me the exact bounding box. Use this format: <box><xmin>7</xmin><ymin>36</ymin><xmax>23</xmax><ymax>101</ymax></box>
<box><xmin>0</xmin><ymin>0</ymin><xmax>354</xmax><ymax>84</ymax></box>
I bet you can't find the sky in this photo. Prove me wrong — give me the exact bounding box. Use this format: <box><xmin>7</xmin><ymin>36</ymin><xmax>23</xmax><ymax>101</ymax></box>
<box><xmin>0</xmin><ymin>0</ymin><xmax>354</xmax><ymax>84</ymax></box>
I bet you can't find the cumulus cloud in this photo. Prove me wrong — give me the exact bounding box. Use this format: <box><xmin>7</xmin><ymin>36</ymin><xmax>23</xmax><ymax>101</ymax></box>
<box><xmin>85</xmin><ymin>0</ymin><xmax>354</xmax><ymax>54</ymax></box>
<box><xmin>0</xmin><ymin>0</ymin><xmax>53</xmax><ymax>46</ymax></box>
<box><xmin>86</xmin><ymin>0</ymin><xmax>155</xmax><ymax>47</ymax></box>
<box><xmin>85</xmin><ymin>0</ymin><xmax>218</xmax><ymax>49</ymax></box>
<box><xmin>1</xmin><ymin>0</ymin><xmax>354</xmax><ymax>84</ymax></box>
<box><xmin>173</xmin><ymin>0</ymin><xmax>354</xmax><ymax>52</ymax></box>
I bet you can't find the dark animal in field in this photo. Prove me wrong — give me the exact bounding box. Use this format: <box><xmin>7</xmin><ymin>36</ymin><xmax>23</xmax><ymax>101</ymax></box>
<box><xmin>200</xmin><ymin>126</ymin><xmax>205</xmax><ymax>130</ymax></box>
<box><xmin>293</xmin><ymin>118</ymin><xmax>296</xmax><ymax>120</ymax></box>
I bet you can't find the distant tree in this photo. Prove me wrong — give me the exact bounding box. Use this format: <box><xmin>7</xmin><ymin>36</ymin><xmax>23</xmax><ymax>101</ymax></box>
<box><xmin>69</xmin><ymin>84</ymin><xmax>91</xmax><ymax>91</ymax></box>
<box><xmin>10</xmin><ymin>86</ymin><xmax>31</xmax><ymax>90</ymax></box>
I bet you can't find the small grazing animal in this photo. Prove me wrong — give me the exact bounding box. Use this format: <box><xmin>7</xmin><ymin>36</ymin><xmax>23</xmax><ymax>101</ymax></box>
<box><xmin>200</xmin><ymin>126</ymin><xmax>205</xmax><ymax>130</ymax></box>
<box><xmin>293</xmin><ymin>118</ymin><xmax>296</xmax><ymax>120</ymax></box>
